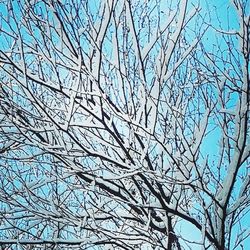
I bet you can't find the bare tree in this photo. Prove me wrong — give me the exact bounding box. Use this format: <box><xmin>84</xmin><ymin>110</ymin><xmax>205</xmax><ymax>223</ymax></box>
<box><xmin>0</xmin><ymin>0</ymin><xmax>249</xmax><ymax>249</ymax></box>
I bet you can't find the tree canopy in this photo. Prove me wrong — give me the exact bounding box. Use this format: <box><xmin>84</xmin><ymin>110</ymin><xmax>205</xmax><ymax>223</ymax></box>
<box><xmin>0</xmin><ymin>0</ymin><xmax>249</xmax><ymax>249</ymax></box>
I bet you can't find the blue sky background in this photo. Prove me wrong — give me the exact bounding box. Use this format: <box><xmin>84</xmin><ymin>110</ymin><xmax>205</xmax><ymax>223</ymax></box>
<box><xmin>0</xmin><ymin>0</ymin><xmax>249</xmax><ymax>249</ymax></box>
